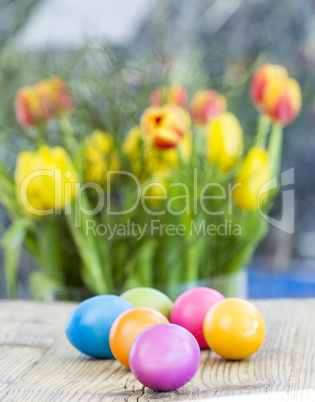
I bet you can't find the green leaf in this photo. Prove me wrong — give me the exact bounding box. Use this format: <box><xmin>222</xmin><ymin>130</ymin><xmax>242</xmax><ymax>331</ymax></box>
<box><xmin>0</xmin><ymin>163</ymin><xmax>22</xmax><ymax>220</ymax></box>
<box><xmin>122</xmin><ymin>239</ymin><xmax>158</xmax><ymax>291</ymax></box>
<box><xmin>36</xmin><ymin>224</ymin><xmax>63</xmax><ymax>282</ymax></box>
<box><xmin>1</xmin><ymin>219</ymin><xmax>34</xmax><ymax>298</ymax></box>
<box><xmin>65</xmin><ymin>211</ymin><xmax>109</xmax><ymax>295</ymax></box>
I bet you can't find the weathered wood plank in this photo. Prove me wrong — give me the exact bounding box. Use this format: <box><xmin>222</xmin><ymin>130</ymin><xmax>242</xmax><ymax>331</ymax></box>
<box><xmin>0</xmin><ymin>301</ymin><xmax>75</xmax><ymax>399</ymax></box>
<box><xmin>0</xmin><ymin>346</ymin><xmax>43</xmax><ymax>396</ymax></box>
<box><xmin>0</xmin><ymin>300</ymin><xmax>314</xmax><ymax>401</ymax></box>
<box><xmin>0</xmin><ymin>301</ymin><xmax>76</xmax><ymax>347</ymax></box>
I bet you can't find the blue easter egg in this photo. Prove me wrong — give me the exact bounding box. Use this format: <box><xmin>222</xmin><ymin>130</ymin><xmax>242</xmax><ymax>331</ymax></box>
<box><xmin>65</xmin><ymin>295</ymin><xmax>133</xmax><ymax>358</ymax></box>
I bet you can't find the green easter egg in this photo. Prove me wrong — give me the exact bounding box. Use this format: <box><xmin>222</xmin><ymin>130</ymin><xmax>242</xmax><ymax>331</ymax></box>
<box><xmin>121</xmin><ymin>287</ymin><xmax>173</xmax><ymax>319</ymax></box>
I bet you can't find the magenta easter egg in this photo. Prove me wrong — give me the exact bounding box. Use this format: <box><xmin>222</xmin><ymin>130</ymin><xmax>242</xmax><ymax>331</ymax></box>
<box><xmin>170</xmin><ymin>287</ymin><xmax>225</xmax><ymax>348</ymax></box>
<box><xmin>129</xmin><ymin>323</ymin><xmax>200</xmax><ymax>391</ymax></box>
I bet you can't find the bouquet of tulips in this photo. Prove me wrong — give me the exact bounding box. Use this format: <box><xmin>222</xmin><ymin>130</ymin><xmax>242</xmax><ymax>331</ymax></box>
<box><xmin>0</xmin><ymin>64</ymin><xmax>301</xmax><ymax>300</ymax></box>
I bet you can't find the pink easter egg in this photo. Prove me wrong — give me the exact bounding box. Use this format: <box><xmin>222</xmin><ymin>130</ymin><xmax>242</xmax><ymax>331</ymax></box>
<box><xmin>170</xmin><ymin>287</ymin><xmax>225</xmax><ymax>348</ymax></box>
<box><xmin>129</xmin><ymin>323</ymin><xmax>200</xmax><ymax>391</ymax></box>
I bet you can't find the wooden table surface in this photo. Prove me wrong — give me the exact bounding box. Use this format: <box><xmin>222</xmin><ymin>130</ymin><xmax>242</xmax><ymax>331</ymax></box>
<box><xmin>0</xmin><ymin>300</ymin><xmax>314</xmax><ymax>401</ymax></box>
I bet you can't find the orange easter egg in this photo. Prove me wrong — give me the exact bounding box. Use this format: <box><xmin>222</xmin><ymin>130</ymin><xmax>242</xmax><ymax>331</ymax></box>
<box><xmin>203</xmin><ymin>298</ymin><xmax>265</xmax><ymax>360</ymax></box>
<box><xmin>109</xmin><ymin>307</ymin><xmax>169</xmax><ymax>367</ymax></box>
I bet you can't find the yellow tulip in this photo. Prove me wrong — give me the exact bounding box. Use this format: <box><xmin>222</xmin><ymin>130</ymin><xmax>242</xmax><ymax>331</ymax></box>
<box><xmin>141</xmin><ymin>105</ymin><xmax>191</xmax><ymax>149</ymax></box>
<box><xmin>123</xmin><ymin>128</ymin><xmax>171</xmax><ymax>204</ymax></box>
<box><xmin>15</xmin><ymin>146</ymin><xmax>78</xmax><ymax>217</ymax></box>
<box><xmin>123</xmin><ymin>126</ymin><xmax>192</xmax><ymax>178</ymax></box>
<box><xmin>123</xmin><ymin>126</ymin><xmax>142</xmax><ymax>156</ymax></box>
<box><xmin>207</xmin><ymin>112</ymin><xmax>243</xmax><ymax>172</ymax></box>
<box><xmin>233</xmin><ymin>147</ymin><xmax>271</xmax><ymax>210</ymax></box>
<box><xmin>84</xmin><ymin>130</ymin><xmax>120</xmax><ymax>185</ymax></box>
<box><xmin>148</xmin><ymin>131</ymin><xmax>192</xmax><ymax>173</ymax></box>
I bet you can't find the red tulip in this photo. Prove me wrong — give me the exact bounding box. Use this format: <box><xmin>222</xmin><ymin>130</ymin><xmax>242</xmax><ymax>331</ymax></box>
<box><xmin>262</xmin><ymin>78</ymin><xmax>302</xmax><ymax>126</ymax></box>
<box><xmin>15</xmin><ymin>76</ymin><xmax>73</xmax><ymax>129</ymax></box>
<box><xmin>190</xmin><ymin>90</ymin><xmax>226</xmax><ymax>125</ymax></box>
<box><xmin>36</xmin><ymin>76</ymin><xmax>73</xmax><ymax>117</ymax></box>
<box><xmin>15</xmin><ymin>87</ymin><xmax>50</xmax><ymax>128</ymax></box>
<box><xmin>251</xmin><ymin>64</ymin><xmax>288</xmax><ymax>109</ymax></box>
<box><xmin>50</xmin><ymin>76</ymin><xmax>73</xmax><ymax>114</ymax></box>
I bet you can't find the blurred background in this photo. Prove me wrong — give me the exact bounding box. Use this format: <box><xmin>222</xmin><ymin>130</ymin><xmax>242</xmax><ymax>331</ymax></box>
<box><xmin>0</xmin><ymin>0</ymin><xmax>314</xmax><ymax>298</ymax></box>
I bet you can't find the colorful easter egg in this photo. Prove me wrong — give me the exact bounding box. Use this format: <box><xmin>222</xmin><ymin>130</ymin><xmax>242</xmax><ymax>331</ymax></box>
<box><xmin>109</xmin><ymin>307</ymin><xmax>169</xmax><ymax>367</ymax></box>
<box><xmin>170</xmin><ymin>287</ymin><xmax>225</xmax><ymax>348</ymax></box>
<box><xmin>203</xmin><ymin>298</ymin><xmax>266</xmax><ymax>360</ymax></box>
<box><xmin>129</xmin><ymin>323</ymin><xmax>201</xmax><ymax>391</ymax></box>
<box><xmin>121</xmin><ymin>287</ymin><xmax>173</xmax><ymax>319</ymax></box>
<box><xmin>65</xmin><ymin>295</ymin><xmax>132</xmax><ymax>358</ymax></box>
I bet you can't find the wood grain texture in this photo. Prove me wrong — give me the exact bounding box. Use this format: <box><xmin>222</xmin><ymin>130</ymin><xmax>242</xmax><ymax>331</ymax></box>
<box><xmin>0</xmin><ymin>299</ymin><xmax>314</xmax><ymax>401</ymax></box>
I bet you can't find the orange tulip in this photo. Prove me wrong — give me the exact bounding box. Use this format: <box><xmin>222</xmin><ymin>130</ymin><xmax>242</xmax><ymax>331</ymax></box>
<box><xmin>150</xmin><ymin>85</ymin><xmax>187</xmax><ymax>108</ymax></box>
<box><xmin>262</xmin><ymin>78</ymin><xmax>302</xmax><ymax>126</ymax></box>
<box><xmin>15</xmin><ymin>86</ymin><xmax>52</xmax><ymax>128</ymax></box>
<box><xmin>141</xmin><ymin>105</ymin><xmax>190</xmax><ymax>149</ymax></box>
<box><xmin>51</xmin><ymin>76</ymin><xmax>73</xmax><ymax>114</ymax></box>
<box><xmin>250</xmin><ymin>64</ymin><xmax>288</xmax><ymax>109</ymax></box>
<box><xmin>36</xmin><ymin>76</ymin><xmax>73</xmax><ymax>117</ymax></box>
<box><xmin>15</xmin><ymin>76</ymin><xmax>73</xmax><ymax>129</ymax></box>
<box><xmin>190</xmin><ymin>90</ymin><xmax>226</xmax><ymax>125</ymax></box>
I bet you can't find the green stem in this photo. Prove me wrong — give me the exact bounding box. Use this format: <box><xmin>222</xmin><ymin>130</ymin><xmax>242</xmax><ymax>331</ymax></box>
<box><xmin>59</xmin><ymin>116</ymin><xmax>78</xmax><ymax>152</ymax></box>
<box><xmin>268</xmin><ymin>123</ymin><xmax>283</xmax><ymax>178</ymax></box>
<box><xmin>59</xmin><ymin>116</ymin><xmax>84</xmax><ymax>179</ymax></box>
<box><xmin>195</xmin><ymin>125</ymin><xmax>207</xmax><ymax>160</ymax></box>
<box><xmin>37</xmin><ymin>124</ymin><xmax>47</xmax><ymax>146</ymax></box>
<box><xmin>65</xmin><ymin>212</ymin><xmax>109</xmax><ymax>295</ymax></box>
<box><xmin>184</xmin><ymin>238</ymin><xmax>201</xmax><ymax>282</ymax></box>
<box><xmin>255</xmin><ymin>114</ymin><xmax>270</xmax><ymax>148</ymax></box>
